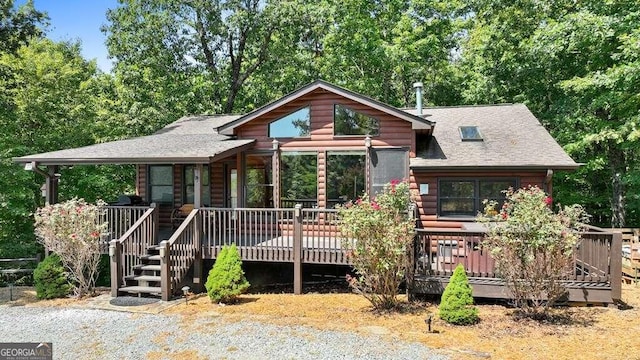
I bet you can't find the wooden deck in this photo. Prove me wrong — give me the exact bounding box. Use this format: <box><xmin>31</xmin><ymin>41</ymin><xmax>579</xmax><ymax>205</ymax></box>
<box><xmin>101</xmin><ymin>205</ymin><xmax>622</xmax><ymax>303</ymax></box>
<box><xmin>411</xmin><ymin>227</ymin><xmax>622</xmax><ymax>304</ymax></box>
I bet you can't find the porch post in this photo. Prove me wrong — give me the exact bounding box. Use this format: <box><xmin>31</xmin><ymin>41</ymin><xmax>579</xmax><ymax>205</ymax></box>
<box><xmin>45</xmin><ymin>165</ymin><xmax>59</xmax><ymax>205</ymax></box>
<box><xmin>237</xmin><ymin>154</ymin><xmax>244</xmax><ymax>207</ymax></box>
<box><xmin>272</xmin><ymin>140</ymin><xmax>280</xmax><ymax>208</ymax></box>
<box><xmin>160</xmin><ymin>240</ymin><xmax>171</xmax><ymax>301</ymax></box>
<box><xmin>293</xmin><ymin>204</ymin><xmax>303</xmax><ymax>295</ymax></box>
<box><xmin>109</xmin><ymin>240</ymin><xmax>122</xmax><ymax>297</ymax></box>
<box><xmin>610</xmin><ymin>231</ymin><xmax>622</xmax><ymax>302</ymax></box>
<box><xmin>194</xmin><ymin>164</ymin><xmax>202</xmax><ymax>208</ymax></box>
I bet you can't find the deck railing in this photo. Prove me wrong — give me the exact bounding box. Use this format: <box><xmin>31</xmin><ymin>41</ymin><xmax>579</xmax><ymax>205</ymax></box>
<box><xmin>160</xmin><ymin>208</ymin><xmax>200</xmax><ymax>301</ymax></box>
<box><xmin>201</xmin><ymin>207</ymin><xmax>296</xmax><ymax>262</ymax></box>
<box><xmin>414</xmin><ymin>226</ymin><xmax>622</xmax><ymax>300</ymax></box>
<box><xmin>99</xmin><ymin>204</ymin><xmax>154</xmax><ymax>253</ymax></box>
<box><xmin>109</xmin><ymin>204</ymin><xmax>158</xmax><ymax>296</ymax></box>
<box><xmin>300</xmin><ymin>208</ymin><xmax>350</xmax><ymax>264</ymax></box>
<box><xmin>200</xmin><ymin>205</ymin><xmax>350</xmax><ymax>294</ymax></box>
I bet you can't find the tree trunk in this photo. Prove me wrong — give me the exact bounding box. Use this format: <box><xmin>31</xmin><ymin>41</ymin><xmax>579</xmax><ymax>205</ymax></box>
<box><xmin>609</xmin><ymin>147</ymin><xmax>626</xmax><ymax>227</ymax></box>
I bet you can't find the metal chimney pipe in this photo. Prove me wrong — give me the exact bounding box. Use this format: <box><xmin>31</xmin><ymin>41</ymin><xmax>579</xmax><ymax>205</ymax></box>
<box><xmin>413</xmin><ymin>82</ymin><xmax>424</xmax><ymax>115</ymax></box>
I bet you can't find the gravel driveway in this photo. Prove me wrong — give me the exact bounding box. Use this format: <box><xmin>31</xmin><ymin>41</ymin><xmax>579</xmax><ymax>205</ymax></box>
<box><xmin>0</xmin><ymin>306</ymin><xmax>448</xmax><ymax>360</ymax></box>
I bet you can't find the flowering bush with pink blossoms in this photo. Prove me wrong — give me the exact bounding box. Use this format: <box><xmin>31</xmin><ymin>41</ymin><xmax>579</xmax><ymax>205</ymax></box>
<box><xmin>34</xmin><ymin>198</ymin><xmax>107</xmax><ymax>297</ymax></box>
<box><xmin>478</xmin><ymin>186</ymin><xmax>589</xmax><ymax>316</ymax></box>
<box><xmin>338</xmin><ymin>180</ymin><xmax>415</xmax><ymax>310</ymax></box>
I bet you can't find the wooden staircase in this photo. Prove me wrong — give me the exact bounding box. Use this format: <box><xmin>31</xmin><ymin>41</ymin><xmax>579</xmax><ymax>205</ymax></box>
<box><xmin>119</xmin><ymin>246</ymin><xmax>163</xmax><ymax>297</ymax></box>
<box><xmin>110</xmin><ymin>208</ymin><xmax>201</xmax><ymax>301</ymax></box>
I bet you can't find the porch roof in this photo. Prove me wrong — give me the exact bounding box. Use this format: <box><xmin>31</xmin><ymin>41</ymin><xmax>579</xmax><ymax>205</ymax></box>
<box><xmin>13</xmin><ymin>115</ymin><xmax>254</xmax><ymax>165</ymax></box>
<box><xmin>408</xmin><ymin>104</ymin><xmax>580</xmax><ymax>170</ymax></box>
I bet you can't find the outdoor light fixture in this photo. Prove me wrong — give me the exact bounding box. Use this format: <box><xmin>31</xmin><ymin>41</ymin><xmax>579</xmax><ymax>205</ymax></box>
<box><xmin>24</xmin><ymin>162</ymin><xmax>34</xmax><ymax>171</ymax></box>
<box><xmin>182</xmin><ymin>286</ymin><xmax>191</xmax><ymax>304</ymax></box>
<box><xmin>425</xmin><ymin>315</ymin><xmax>433</xmax><ymax>333</ymax></box>
<box><xmin>364</xmin><ymin>136</ymin><xmax>372</xmax><ymax>148</ymax></box>
<box><xmin>272</xmin><ymin>139</ymin><xmax>280</xmax><ymax>150</ymax></box>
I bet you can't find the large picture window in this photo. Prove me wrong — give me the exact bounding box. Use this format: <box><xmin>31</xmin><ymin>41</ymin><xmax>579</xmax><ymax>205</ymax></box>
<box><xmin>280</xmin><ymin>152</ymin><xmax>318</xmax><ymax>208</ymax></box>
<box><xmin>268</xmin><ymin>107</ymin><xmax>310</xmax><ymax>138</ymax></box>
<box><xmin>149</xmin><ymin>165</ymin><xmax>173</xmax><ymax>204</ymax></box>
<box><xmin>327</xmin><ymin>151</ymin><xmax>366</xmax><ymax>207</ymax></box>
<box><xmin>334</xmin><ymin>104</ymin><xmax>379</xmax><ymax>136</ymax></box>
<box><xmin>438</xmin><ymin>178</ymin><xmax>517</xmax><ymax>217</ymax></box>
<box><xmin>183</xmin><ymin>165</ymin><xmax>210</xmax><ymax>206</ymax></box>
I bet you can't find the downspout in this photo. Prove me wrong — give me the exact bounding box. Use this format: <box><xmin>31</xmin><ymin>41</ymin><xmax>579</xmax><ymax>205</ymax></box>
<box><xmin>26</xmin><ymin>161</ymin><xmax>58</xmax><ymax>205</ymax></box>
<box><xmin>545</xmin><ymin>169</ymin><xmax>553</xmax><ymax>196</ymax></box>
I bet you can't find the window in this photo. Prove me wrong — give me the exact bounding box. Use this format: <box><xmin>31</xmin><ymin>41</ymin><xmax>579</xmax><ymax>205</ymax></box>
<box><xmin>459</xmin><ymin>126</ymin><xmax>483</xmax><ymax>141</ymax></box>
<box><xmin>327</xmin><ymin>151</ymin><xmax>366</xmax><ymax>207</ymax></box>
<box><xmin>370</xmin><ymin>148</ymin><xmax>408</xmax><ymax>196</ymax></box>
<box><xmin>183</xmin><ymin>165</ymin><xmax>210</xmax><ymax>206</ymax></box>
<box><xmin>334</xmin><ymin>104</ymin><xmax>379</xmax><ymax>136</ymax></box>
<box><xmin>269</xmin><ymin>107</ymin><xmax>310</xmax><ymax>138</ymax></box>
<box><xmin>438</xmin><ymin>179</ymin><xmax>517</xmax><ymax>217</ymax></box>
<box><xmin>149</xmin><ymin>165</ymin><xmax>173</xmax><ymax>204</ymax></box>
<box><xmin>245</xmin><ymin>154</ymin><xmax>273</xmax><ymax>208</ymax></box>
<box><xmin>280</xmin><ymin>152</ymin><xmax>318</xmax><ymax>208</ymax></box>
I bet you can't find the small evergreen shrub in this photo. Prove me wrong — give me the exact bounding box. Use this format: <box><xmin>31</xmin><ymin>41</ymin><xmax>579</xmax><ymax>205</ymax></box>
<box><xmin>439</xmin><ymin>264</ymin><xmax>479</xmax><ymax>325</ymax></box>
<box><xmin>33</xmin><ymin>254</ymin><xmax>71</xmax><ymax>299</ymax></box>
<box><xmin>205</xmin><ymin>244</ymin><xmax>250</xmax><ymax>303</ymax></box>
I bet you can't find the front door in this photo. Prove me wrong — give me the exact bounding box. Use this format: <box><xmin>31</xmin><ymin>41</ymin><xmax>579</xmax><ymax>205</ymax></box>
<box><xmin>225</xmin><ymin>164</ymin><xmax>238</xmax><ymax>208</ymax></box>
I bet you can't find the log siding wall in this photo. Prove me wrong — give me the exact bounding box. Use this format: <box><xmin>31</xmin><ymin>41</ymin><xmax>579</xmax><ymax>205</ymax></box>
<box><xmin>411</xmin><ymin>170</ymin><xmax>548</xmax><ymax>229</ymax></box>
<box><xmin>236</xmin><ymin>91</ymin><xmax>414</xmax><ymax>208</ymax></box>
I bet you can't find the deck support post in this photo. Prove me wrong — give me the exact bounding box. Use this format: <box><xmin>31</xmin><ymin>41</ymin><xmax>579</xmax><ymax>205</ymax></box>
<box><xmin>610</xmin><ymin>231</ymin><xmax>622</xmax><ymax>302</ymax></box>
<box><xmin>109</xmin><ymin>240</ymin><xmax>122</xmax><ymax>297</ymax></box>
<box><xmin>160</xmin><ymin>240</ymin><xmax>171</xmax><ymax>301</ymax></box>
<box><xmin>192</xmin><ymin>213</ymin><xmax>203</xmax><ymax>291</ymax></box>
<box><xmin>293</xmin><ymin>204</ymin><xmax>303</xmax><ymax>295</ymax></box>
<box><xmin>151</xmin><ymin>203</ymin><xmax>159</xmax><ymax>245</ymax></box>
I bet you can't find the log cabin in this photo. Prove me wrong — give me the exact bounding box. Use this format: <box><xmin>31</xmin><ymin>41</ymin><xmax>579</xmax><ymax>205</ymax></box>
<box><xmin>14</xmin><ymin>80</ymin><xmax>621</xmax><ymax>303</ymax></box>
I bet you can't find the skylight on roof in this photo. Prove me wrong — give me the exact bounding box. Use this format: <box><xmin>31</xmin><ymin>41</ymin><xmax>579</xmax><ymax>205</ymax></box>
<box><xmin>459</xmin><ymin>126</ymin><xmax>483</xmax><ymax>141</ymax></box>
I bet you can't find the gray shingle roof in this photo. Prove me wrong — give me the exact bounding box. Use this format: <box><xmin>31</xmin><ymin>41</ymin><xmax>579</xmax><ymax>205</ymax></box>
<box><xmin>14</xmin><ymin>115</ymin><xmax>252</xmax><ymax>165</ymax></box>
<box><xmin>408</xmin><ymin>104</ymin><xmax>579</xmax><ymax>170</ymax></box>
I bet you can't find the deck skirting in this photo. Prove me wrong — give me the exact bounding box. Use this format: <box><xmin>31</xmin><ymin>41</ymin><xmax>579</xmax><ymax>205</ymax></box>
<box><xmin>412</xmin><ymin>275</ymin><xmax>614</xmax><ymax>304</ymax></box>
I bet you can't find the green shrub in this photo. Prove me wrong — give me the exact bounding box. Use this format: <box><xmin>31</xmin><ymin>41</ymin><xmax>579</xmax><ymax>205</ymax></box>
<box><xmin>33</xmin><ymin>254</ymin><xmax>71</xmax><ymax>299</ymax></box>
<box><xmin>205</xmin><ymin>244</ymin><xmax>250</xmax><ymax>303</ymax></box>
<box><xmin>478</xmin><ymin>186</ymin><xmax>589</xmax><ymax>316</ymax></box>
<box><xmin>439</xmin><ymin>264</ymin><xmax>479</xmax><ymax>325</ymax></box>
<box><xmin>337</xmin><ymin>180</ymin><xmax>415</xmax><ymax>310</ymax></box>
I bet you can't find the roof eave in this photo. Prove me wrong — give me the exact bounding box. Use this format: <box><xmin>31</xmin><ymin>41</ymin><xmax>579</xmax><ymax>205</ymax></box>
<box><xmin>409</xmin><ymin>164</ymin><xmax>581</xmax><ymax>171</ymax></box>
<box><xmin>13</xmin><ymin>157</ymin><xmax>216</xmax><ymax>166</ymax></box>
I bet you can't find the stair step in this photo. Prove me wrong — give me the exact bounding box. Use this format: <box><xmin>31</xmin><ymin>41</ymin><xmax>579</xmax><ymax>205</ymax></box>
<box><xmin>119</xmin><ymin>286</ymin><xmax>162</xmax><ymax>295</ymax></box>
<box><xmin>140</xmin><ymin>254</ymin><xmax>162</xmax><ymax>261</ymax></box>
<box><xmin>133</xmin><ymin>264</ymin><xmax>161</xmax><ymax>272</ymax></box>
<box><xmin>133</xmin><ymin>275</ymin><xmax>162</xmax><ymax>282</ymax></box>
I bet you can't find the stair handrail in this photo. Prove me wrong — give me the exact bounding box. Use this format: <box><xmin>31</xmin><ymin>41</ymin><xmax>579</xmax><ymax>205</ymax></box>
<box><xmin>160</xmin><ymin>208</ymin><xmax>200</xmax><ymax>301</ymax></box>
<box><xmin>109</xmin><ymin>204</ymin><xmax>158</xmax><ymax>297</ymax></box>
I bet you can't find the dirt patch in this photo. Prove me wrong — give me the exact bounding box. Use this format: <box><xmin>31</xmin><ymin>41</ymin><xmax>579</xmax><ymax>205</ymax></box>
<box><xmin>167</xmin><ymin>284</ymin><xmax>640</xmax><ymax>359</ymax></box>
<box><xmin>5</xmin><ymin>284</ymin><xmax>639</xmax><ymax>359</ymax></box>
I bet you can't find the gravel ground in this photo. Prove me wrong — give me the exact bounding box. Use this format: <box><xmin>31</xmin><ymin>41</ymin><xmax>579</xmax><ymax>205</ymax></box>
<box><xmin>0</xmin><ymin>306</ymin><xmax>448</xmax><ymax>360</ymax></box>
